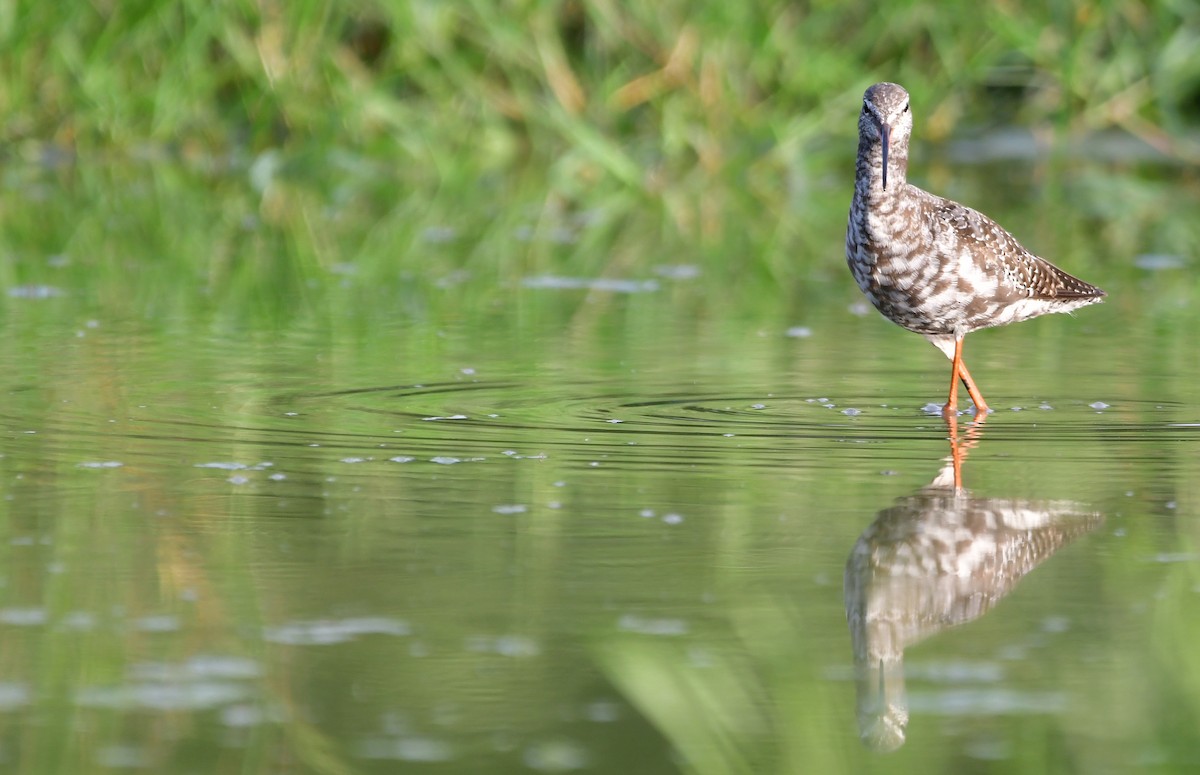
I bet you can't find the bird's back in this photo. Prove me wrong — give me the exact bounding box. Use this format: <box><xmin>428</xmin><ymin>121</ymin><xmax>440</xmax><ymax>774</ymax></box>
<box><xmin>849</xmin><ymin>182</ymin><xmax>1105</xmax><ymax>338</ymax></box>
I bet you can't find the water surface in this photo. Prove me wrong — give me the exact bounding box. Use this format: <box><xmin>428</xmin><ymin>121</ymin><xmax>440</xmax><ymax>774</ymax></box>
<box><xmin>0</xmin><ymin>151</ymin><xmax>1197</xmax><ymax>773</ymax></box>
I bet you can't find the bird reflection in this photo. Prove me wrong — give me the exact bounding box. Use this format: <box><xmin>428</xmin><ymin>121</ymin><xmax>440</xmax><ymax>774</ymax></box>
<box><xmin>843</xmin><ymin>418</ymin><xmax>1102</xmax><ymax>752</ymax></box>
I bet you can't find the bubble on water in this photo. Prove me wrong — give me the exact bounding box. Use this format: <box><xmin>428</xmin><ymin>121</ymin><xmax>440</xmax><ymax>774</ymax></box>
<box><xmin>60</xmin><ymin>612</ymin><xmax>98</xmax><ymax>631</ymax></box>
<box><xmin>264</xmin><ymin>617</ymin><xmax>411</xmax><ymax>645</ymax></box>
<box><xmin>78</xmin><ymin>461</ymin><xmax>123</xmax><ymax>469</ymax></box>
<box><xmin>135</xmin><ymin>615</ymin><xmax>181</xmax><ymax>632</ymax></box>
<box><xmin>8</xmin><ymin>285</ymin><xmax>65</xmax><ymax>299</ymax></box>
<box><xmin>492</xmin><ymin>504</ymin><xmax>527</xmax><ymax>515</ymax></box>
<box><xmin>842</xmin><ymin>408</ymin><xmax>861</xmax><ymax>416</ymax></box>
<box><xmin>1133</xmin><ymin>253</ymin><xmax>1184</xmax><ymax>271</ymax></box>
<box><xmin>430</xmin><ymin>457</ymin><xmax>461</xmax><ymax>465</ymax></box>
<box><xmin>227</xmin><ymin>475</ymin><xmax>250</xmax><ymax>485</ymax></box>
<box><xmin>617</xmin><ymin>614</ymin><xmax>688</xmax><ymax>636</ymax></box>
<box><xmin>1154</xmin><ymin>552</ymin><xmax>1200</xmax><ymax>564</ymax></box>
<box><xmin>662</xmin><ymin>513</ymin><xmax>684</xmax><ymax>525</ymax></box>
<box><xmin>221</xmin><ymin>704</ymin><xmax>270</xmax><ymax>728</ymax></box>
<box><xmin>523</xmin><ymin>739</ymin><xmax>590</xmax><ymax>772</ymax></box>
<box><xmin>95</xmin><ymin>745</ymin><xmax>150</xmax><ymax>769</ymax></box>
<box><xmin>1089</xmin><ymin>401</ymin><xmax>1110</xmax><ymax>410</ymax></box>
<box><xmin>786</xmin><ymin>326</ymin><xmax>813</xmax><ymax>338</ymax></box>
<box><xmin>654</xmin><ymin>264</ymin><xmax>700</xmax><ymax>280</ymax></box>
<box><xmin>76</xmin><ymin>682</ymin><xmax>247</xmax><ymax>711</ymax></box>
<box><xmin>389</xmin><ymin>456</ymin><xmax>416</xmax><ymax>463</ymax></box>
<box><xmin>585</xmin><ymin>700</ymin><xmax>620</xmax><ymax>723</ymax></box>
<box><xmin>522</xmin><ymin>275</ymin><xmax>658</xmax><ymax>294</ymax></box>
<box><xmin>434</xmin><ymin>270</ymin><xmax>470</xmax><ymax>288</ymax></box>
<box><xmin>0</xmin><ymin>683</ymin><xmax>31</xmax><ymax>710</ymax></box>
<box><xmin>465</xmin><ymin>634</ymin><xmax>540</xmax><ymax>657</ymax></box>
<box><xmin>358</xmin><ymin>736</ymin><xmax>455</xmax><ymax>762</ymax></box>
<box><xmin>921</xmin><ymin>403</ymin><xmax>943</xmax><ymax>415</ymax></box>
<box><xmin>0</xmin><ymin>608</ymin><xmax>46</xmax><ymax>626</ymax></box>
<box><xmin>1041</xmin><ymin>616</ymin><xmax>1070</xmax><ymax>633</ymax></box>
<box><xmin>422</xmin><ymin>225</ymin><xmax>459</xmax><ymax>244</ymax></box>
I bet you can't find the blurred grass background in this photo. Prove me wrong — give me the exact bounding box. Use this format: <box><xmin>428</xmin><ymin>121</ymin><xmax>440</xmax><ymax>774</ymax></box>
<box><xmin>7</xmin><ymin>1</ymin><xmax>1199</xmax><ymax>157</ymax></box>
<box><xmin>1</xmin><ymin>0</ymin><xmax>1198</xmax><ymax>317</ymax></box>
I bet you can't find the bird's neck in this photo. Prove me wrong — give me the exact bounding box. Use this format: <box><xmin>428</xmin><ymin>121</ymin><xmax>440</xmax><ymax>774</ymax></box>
<box><xmin>854</xmin><ymin>137</ymin><xmax>908</xmax><ymax>204</ymax></box>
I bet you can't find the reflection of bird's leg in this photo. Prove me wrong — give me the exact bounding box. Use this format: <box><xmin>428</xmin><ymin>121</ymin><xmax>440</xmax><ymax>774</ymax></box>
<box><xmin>944</xmin><ymin>410</ymin><xmax>986</xmax><ymax>490</ymax></box>
<box><xmin>949</xmin><ymin>433</ymin><xmax>965</xmax><ymax>490</ymax></box>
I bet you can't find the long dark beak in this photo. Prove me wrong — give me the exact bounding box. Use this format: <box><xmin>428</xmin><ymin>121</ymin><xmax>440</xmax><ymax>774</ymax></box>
<box><xmin>880</xmin><ymin>121</ymin><xmax>890</xmax><ymax>190</ymax></box>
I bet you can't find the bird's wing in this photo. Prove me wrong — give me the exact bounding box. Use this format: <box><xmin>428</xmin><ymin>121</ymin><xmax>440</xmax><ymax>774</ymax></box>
<box><xmin>926</xmin><ymin>196</ymin><xmax>1105</xmax><ymax>301</ymax></box>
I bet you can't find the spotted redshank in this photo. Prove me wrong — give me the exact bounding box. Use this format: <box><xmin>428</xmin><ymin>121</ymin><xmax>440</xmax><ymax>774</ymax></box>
<box><xmin>846</xmin><ymin>82</ymin><xmax>1106</xmax><ymax>417</ymax></box>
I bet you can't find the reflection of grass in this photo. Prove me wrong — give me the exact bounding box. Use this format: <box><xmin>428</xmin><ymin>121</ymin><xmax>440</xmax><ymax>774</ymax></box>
<box><xmin>595</xmin><ymin>604</ymin><xmax>859</xmax><ymax>775</ymax></box>
<box><xmin>596</xmin><ymin>544</ymin><xmax>1200</xmax><ymax>774</ymax></box>
<box><xmin>1150</xmin><ymin>546</ymin><xmax>1200</xmax><ymax>765</ymax></box>
<box><xmin>1</xmin><ymin>145</ymin><xmax>1197</xmax><ymax>335</ymax></box>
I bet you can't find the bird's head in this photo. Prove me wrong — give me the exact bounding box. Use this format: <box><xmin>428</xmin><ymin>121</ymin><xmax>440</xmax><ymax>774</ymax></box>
<box><xmin>859</xmin><ymin>82</ymin><xmax>912</xmax><ymax>190</ymax></box>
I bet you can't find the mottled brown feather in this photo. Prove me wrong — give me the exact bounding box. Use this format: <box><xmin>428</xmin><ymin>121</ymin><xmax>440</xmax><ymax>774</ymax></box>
<box><xmin>931</xmin><ymin>196</ymin><xmax>1106</xmax><ymax>301</ymax></box>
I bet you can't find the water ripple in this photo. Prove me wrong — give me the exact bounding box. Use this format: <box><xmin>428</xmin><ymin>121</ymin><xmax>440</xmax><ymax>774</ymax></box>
<box><xmin>1</xmin><ymin>379</ymin><xmax>1192</xmax><ymax>477</ymax></box>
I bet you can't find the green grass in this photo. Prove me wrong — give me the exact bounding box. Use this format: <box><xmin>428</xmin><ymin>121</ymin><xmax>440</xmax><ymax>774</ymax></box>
<box><xmin>5</xmin><ymin>2</ymin><xmax>1198</xmax><ymax>159</ymax></box>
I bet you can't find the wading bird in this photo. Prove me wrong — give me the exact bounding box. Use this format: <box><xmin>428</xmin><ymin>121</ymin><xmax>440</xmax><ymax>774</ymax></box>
<box><xmin>846</xmin><ymin>82</ymin><xmax>1105</xmax><ymax>417</ymax></box>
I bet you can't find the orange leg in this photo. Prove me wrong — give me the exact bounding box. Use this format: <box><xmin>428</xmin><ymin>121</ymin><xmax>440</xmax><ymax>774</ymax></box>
<box><xmin>942</xmin><ymin>337</ymin><xmax>990</xmax><ymax>418</ymax></box>
<box><xmin>958</xmin><ymin>357</ymin><xmax>989</xmax><ymax>416</ymax></box>
<box><xmin>945</xmin><ymin>356</ymin><xmax>961</xmax><ymax>417</ymax></box>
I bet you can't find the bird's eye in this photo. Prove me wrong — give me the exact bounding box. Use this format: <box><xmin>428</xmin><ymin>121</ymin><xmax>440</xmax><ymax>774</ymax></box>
<box><xmin>902</xmin><ymin>103</ymin><xmax>909</xmax><ymax>113</ymax></box>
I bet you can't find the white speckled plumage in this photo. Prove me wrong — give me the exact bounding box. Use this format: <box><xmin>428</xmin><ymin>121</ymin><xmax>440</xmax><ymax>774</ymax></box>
<box><xmin>846</xmin><ymin>82</ymin><xmax>1105</xmax><ymax>411</ymax></box>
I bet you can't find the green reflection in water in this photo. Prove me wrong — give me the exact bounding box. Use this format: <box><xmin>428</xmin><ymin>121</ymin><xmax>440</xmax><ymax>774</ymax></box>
<box><xmin>0</xmin><ymin>152</ymin><xmax>1196</xmax><ymax>774</ymax></box>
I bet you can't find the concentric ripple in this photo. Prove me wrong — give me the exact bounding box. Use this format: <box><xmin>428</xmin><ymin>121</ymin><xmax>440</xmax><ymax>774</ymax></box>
<box><xmin>2</xmin><ymin>377</ymin><xmax>1192</xmax><ymax>478</ymax></box>
<box><xmin>279</xmin><ymin>380</ymin><xmax>1193</xmax><ymax>470</ymax></box>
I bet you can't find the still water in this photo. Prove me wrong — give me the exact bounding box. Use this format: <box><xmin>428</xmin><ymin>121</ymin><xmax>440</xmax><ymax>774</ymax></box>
<box><xmin>0</xmin><ymin>155</ymin><xmax>1198</xmax><ymax>773</ymax></box>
